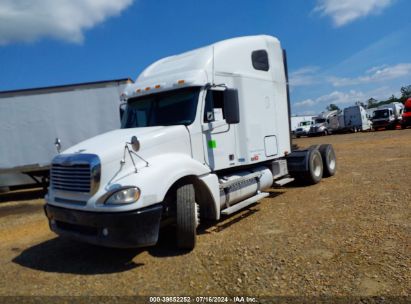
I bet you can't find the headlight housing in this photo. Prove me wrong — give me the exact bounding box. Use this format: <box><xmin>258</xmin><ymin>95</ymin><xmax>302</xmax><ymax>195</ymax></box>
<box><xmin>105</xmin><ymin>187</ymin><xmax>141</xmax><ymax>205</ymax></box>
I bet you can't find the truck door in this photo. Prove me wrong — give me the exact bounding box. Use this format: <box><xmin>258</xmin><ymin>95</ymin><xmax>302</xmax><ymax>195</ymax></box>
<box><xmin>202</xmin><ymin>89</ymin><xmax>237</xmax><ymax>171</ymax></box>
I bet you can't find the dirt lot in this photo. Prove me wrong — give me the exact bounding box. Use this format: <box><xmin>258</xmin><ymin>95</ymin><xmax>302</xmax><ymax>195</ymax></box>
<box><xmin>0</xmin><ymin>130</ymin><xmax>410</xmax><ymax>300</ymax></box>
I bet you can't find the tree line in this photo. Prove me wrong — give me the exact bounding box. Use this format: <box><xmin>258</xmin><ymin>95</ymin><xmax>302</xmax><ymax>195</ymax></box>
<box><xmin>326</xmin><ymin>84</ymin><xmax>411</xmax><ymax>111</ymax></box>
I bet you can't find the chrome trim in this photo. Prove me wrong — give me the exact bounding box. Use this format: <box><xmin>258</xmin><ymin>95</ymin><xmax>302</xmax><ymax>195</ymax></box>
<box><xmin>51</xmin><ymin>153</ymin><xmax>101</xmax><ymax>196</ymax></box>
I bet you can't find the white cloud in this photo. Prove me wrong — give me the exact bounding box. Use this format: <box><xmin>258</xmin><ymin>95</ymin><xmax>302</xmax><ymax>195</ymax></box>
<box><xmin>0</xmin><ymin>0</ymin><xmax>133</xmax><ymax>45</ymax></box>
<box><xmin>329</xmin><ymin>63</ymin><xmax>411</xmax><ymax>87</ymax></box>
<box><xmin>294</xmin><ymin>98</ymin><xmax>318</xmax><ymax>108</ymax></box>
<box><xmin>295</xmin><ymin>90</ymin><xmax>366</xmax><ymax>108</ymax></box>
<box><xmin>293</xmin><ymin>86</ymin><xmax>401</xmax><ymax>113</ymax></box>
<box><xmin>289</xmin><ymin>66</ymin><xmax>321</xmax><ymax>87</ymax></box>
<box><xmin>314</xmin><ymin>0</ymin><xmax>394</xmax><ymax>27</ymax></box>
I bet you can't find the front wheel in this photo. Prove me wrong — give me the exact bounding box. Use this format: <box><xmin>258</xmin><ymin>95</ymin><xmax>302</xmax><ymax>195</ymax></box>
<box><xmin>176</xmin><ymin>184</ymin><xmax>199</xmax><ymax>250</ymax></box>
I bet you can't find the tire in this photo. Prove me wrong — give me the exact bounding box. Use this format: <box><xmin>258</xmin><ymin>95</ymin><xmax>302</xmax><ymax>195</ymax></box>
<box><xmin>319</xmin><ymin>144</ymin><xmax>337</xmax><ymax>177</ymax></box>
<box><xmin>176</xmin><ymin>184</ymin><xmax>199</xmax><ymax>250</ymax></box>
<box><xmin>323</xmin><ymin>130</ymin><xmax>328</xmax><ymax>136</ymax></box>
<box><xmin>300</xmin><ymin>148</ymin><xmax>323</xmax><ymax>185</ymax></box>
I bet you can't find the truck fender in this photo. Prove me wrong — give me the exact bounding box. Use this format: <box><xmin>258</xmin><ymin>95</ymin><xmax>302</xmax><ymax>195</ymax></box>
<box><xmin>139</xmin><ymin>153</ymin><xmax>220</xmax><ymax>219</ymax></box>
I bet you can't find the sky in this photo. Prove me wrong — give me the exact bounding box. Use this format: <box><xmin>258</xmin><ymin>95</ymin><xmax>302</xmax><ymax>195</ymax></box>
<box><xmin>0</xmin><ymin>0</ymin><xmax>410</xmax><ymax>115</ymax></box>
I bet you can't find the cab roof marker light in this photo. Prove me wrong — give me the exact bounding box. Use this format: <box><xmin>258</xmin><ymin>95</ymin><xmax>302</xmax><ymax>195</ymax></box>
<box><xmin>135</xmin><ymin>89</ymin><xmax>142</xmax><ymax>93</ymax></box>
<box><xmin>155</xmin><ymin>84</ymin><xmax>161</xmax><ymax>89</ymax></box>
<box><xmin>145</xmin><ymin>87</ymin><xmax>151</xmax><ymax>91</ymax></box>
<box><xmin>177</xmin><ymin>80</ymin><xmax>185</xmax><ymax>85</ymax></box>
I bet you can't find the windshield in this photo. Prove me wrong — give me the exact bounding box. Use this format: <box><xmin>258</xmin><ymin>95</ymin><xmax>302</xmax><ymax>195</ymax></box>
<box><xmin>315</xmin><ymin>118</ymin><xmax>326</xmax><ymax>124</ymax></box>
<box><xmin>373</xmin><ymin>109</ymin><xmax>389</xmax><ymax>119</ymax></box>
<box><xmin>121</xmin><ymin>87</ymin><xmax>200</xmax><ymax>128</ymax></box>
<box><xmin>299</xmin><ymin>121</ymin><xmax>312</xmax><ymax>126</ymax></box>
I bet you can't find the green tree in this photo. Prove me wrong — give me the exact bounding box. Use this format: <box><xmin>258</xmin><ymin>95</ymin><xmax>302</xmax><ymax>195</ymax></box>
<box><xmin>400</xmin><ymin>85</ymin><xmax>411</xmax><ymax>102</ymax></box>
<box><xmin>326</xmin><ymin>104</ymin><xmax>340</xmax><ymax>111</ymax></box>
<box><xmin>367</xmin><ymin>98</ymin><xmax>378</xmax><ymax>108</ymax></box>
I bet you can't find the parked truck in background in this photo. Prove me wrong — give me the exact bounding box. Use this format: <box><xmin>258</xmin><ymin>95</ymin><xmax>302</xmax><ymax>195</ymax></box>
<box><xmin>372</xmin><ymin>102</ymin><xmax>404</xmax><ymax>130</ymax></box>
<box><xmin>295</xmin><ymin>120</ymin><xmax>314</xmax><ymax>137</ymax></box>
<box><xmin>309</xmin><ymin>110</ymin><xmax>340</xmax><ymax>136</ymax></box>
<box><xmin>343</xmin><ymin>105</ymin><xmax>372</xmax><ymax>132</ymax></box>
<box><xmin>44</xmin><ymin>35</ymin><xmax>337</xmax><ymax>250</ymax></box>
<box><xmin>401</xmin><ymin>98</ymin><xmax>411</xmax><ymax>129</ymax></box>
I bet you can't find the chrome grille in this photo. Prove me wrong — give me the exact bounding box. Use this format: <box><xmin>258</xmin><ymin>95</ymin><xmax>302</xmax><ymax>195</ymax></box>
<box><xmin>51</xmin><ymin>164</ymin><xmax>91</xmax><ymax>192</ymax></box>
<box><xmin>50</xmin><ymin>154</ymin><xmax>101</xmax><ymax>195</ymax></box>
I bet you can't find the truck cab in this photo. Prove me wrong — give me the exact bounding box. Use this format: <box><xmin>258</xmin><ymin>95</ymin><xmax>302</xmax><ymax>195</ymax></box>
<box><xmin>309</xmin><ymin>111</ymin><xmax>339</xmax><ymax>136</ymax></box>
<box><xmin>295</xmin><ymin>120</ymin><xmax>313</xmax><ymax>137</ymax></box>
<box><xmin>372</xmin><ymin>102</ymin><xmax>404</xmax><ymax>130</ymax></box>
<box><xmin>44</xmin><ymin>35</ymin><xmax>336</xmax><ymax>250</ymax></box>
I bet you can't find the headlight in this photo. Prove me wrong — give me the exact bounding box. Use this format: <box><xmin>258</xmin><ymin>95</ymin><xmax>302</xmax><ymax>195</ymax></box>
<box><xmin>105</xmin><ymin>187</ymin><xmax>140</xmax><ymax>205</ymax></box>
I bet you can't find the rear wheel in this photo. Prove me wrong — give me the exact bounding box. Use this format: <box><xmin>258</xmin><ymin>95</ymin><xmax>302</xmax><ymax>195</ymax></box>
<box><xmin>300</xmin><ymin>149</ymin><xmax>323</xmax><ymax>185</ymax></box>
<box><xmin>319</xmin><ymin>144</ymin><xmax>337</xmax><ymax>177</ymax></box>
<box><xmin>176</xmin><ymin>184</ymin><xmax>199</xmax><ymax>250</ymax></box>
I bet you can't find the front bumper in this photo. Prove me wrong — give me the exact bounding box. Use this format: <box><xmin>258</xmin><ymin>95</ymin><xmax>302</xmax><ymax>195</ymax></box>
<box><xmin>372</xmin><ymin>120</ymin><xmax>393</xmax><ymax>128</ymax></box>
<box><xmin>295</xmin><ymin>131</ymin><xmax>308</xmax><ymax>136</ymax></box>
<box><xmin>44</xmin><ymin>203</ymin><xmax>163</xmax><ymax>248</ymax></box>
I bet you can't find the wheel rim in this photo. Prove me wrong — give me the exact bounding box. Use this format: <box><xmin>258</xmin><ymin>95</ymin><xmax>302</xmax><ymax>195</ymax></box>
<box><xmin>195</xmin><ymin>203</ymin><xmax>200</xmax><ymax>227</ymax></box>
<box><xmin>328</xmin><ymin>151</ymin><xmax>336</xmax><ymax>171</ymax></box>
<box><xmin>313</xmin><ymin>154</ymin><xmax>322</xmax><ymax>177</ymax></box>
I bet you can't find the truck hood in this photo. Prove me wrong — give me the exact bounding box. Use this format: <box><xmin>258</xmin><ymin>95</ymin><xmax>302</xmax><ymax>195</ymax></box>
<box><xmin>62</xmin><ymin>126</ymin><xmax>192</xmax><ymax>167</ymax></box>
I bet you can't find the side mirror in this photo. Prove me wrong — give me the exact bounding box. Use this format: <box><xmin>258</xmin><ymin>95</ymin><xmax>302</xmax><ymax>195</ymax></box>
<box><xmin>130</xmin><ymin>136</ymin><xmax>140</xmax><ymax>152</ymax></box>
<box><xmin>223</xmin><ymin>89</ymin><xmax>240</xmax><ymax>124</ymax></box>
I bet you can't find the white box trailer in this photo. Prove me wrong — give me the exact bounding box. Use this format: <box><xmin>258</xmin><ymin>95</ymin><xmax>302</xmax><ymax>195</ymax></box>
<box><xmin>44</xmin><ymin>35</ymin><xmax>337</xmax><ymax>250</ymax></box>
<box><xmin>0</xmin><ymin>79</ymin><xmax>132</xmax><ymax>190</ymax></box>
<box><xmin>343</xmin><ymin>105</ymin><xmax>372</xmax><ymax>132</ymax></box>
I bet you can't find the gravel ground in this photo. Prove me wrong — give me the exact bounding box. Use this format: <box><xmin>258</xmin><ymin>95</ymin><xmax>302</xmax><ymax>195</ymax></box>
<box><xmin>0</xmin><ymin>130</ymin><xmax>410</xmax><ymax>301</ymax></box>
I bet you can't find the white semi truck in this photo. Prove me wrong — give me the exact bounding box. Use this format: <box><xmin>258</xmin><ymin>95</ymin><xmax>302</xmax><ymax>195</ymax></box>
<box><xmin>44</xmin><ymin>35</ymin><xmax>337</xmax><ymax>249</ymax></box>
<box><xmin>308</xmin><ymin>110</ymin><xmax>340</xmax><ymax>136</ymax></box>
<box><xmin>371</xmin><ymin>102</ymin><xmax>404</xmax><ymax>130</ymax></box>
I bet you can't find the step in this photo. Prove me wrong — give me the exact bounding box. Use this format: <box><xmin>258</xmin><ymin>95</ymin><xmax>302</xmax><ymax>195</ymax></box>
<box><xmin>221</xmin><ymin>192</ymin><xmax>269</xmax><ymax>215</ymax></box>
<box><xmin>273</xmin><ymin>177</ymin><xmax>294</xmax><ymax>187</ymax></box>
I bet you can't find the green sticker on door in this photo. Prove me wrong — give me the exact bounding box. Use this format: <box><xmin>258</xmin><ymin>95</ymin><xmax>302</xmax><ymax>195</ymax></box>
<box><xmin>208</xmin><ymin>140</ymin><xmax>217</xmax><ymax>149</ymax></box>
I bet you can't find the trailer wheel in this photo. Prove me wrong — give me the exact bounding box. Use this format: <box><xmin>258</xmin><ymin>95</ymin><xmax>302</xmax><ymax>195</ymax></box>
<box><xmin>319</xmin><ymin>144</ymin><xmax>337</xmax><ymax>177</ymax></box>
<box><xmin>298</xmin><ymin>148</ymin><xmax>323</xmax><ymax>185</ymax></box>
<box><xmin>176</xmin><ymin>184</ymin><xmax>199</xmax><ymax>250</ymax></box>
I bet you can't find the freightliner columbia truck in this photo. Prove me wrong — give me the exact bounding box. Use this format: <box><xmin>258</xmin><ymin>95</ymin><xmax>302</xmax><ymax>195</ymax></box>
<box><xmin>44</xmin><ymin>35</ymin><xmax>337</xmax><ymax>249</ymax></box>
